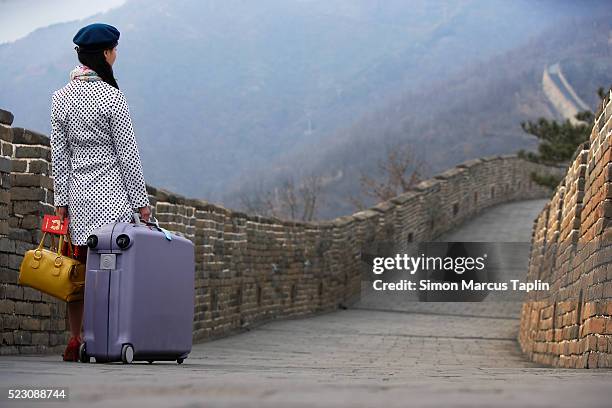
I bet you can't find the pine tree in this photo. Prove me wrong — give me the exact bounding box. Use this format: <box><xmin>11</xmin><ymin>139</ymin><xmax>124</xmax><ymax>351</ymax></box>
<box><xmin>517</xmin><ymin>87</ymin><xmax>607</xmax><ymax>188</ymax></box>
<box><xmin>517</xmin><ymin>112</ymin><xmax>596</xmax><ymax>166</ymax></box>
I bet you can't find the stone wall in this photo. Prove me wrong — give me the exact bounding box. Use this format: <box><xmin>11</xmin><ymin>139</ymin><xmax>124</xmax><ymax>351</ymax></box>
<box><xmin>0</xmin><ymin>108</ymin><xmax>557</xmax><ymax>355</ymax></box>
<box><xmin>519</xmin><ymin>89</ymin><xmax>612</xmax><ymax>368</ymax></box>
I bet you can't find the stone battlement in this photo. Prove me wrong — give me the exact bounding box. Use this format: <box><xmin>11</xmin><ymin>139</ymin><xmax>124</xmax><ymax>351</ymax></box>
<box><xmin>518</xmin><ymin>88</ymin><xmax>612</xmax><ymax>368</ymax></box>
<box><xmin>0</xmin><ymin>109</ymin><xmax>557</xmax><ymax>355</ymax></box>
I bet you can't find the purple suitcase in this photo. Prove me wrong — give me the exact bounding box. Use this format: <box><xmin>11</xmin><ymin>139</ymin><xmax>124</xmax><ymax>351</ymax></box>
<box><xmin>79</xmin><ymin>213</ymin><xmax>195</xmax><ymax>364</ymax></box>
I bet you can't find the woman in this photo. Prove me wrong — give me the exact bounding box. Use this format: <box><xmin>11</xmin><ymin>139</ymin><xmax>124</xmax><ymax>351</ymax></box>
<box><xmin>50</xmin><ymin>23</ymin><xmax>151</xmax><ymax>361</ymax></box>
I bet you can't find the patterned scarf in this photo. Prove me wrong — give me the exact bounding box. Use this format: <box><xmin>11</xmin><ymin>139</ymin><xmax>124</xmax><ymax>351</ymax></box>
<box><xmin>69</xmin><ymin>65</ymin><xmax>101</xmax><ymax>82</ymax></box>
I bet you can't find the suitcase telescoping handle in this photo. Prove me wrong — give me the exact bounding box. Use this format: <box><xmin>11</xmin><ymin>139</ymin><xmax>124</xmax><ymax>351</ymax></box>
<box><xmin>131</xmin><ymin>212</ymin><xmax>173</xmax><ymax>241</ymax></box>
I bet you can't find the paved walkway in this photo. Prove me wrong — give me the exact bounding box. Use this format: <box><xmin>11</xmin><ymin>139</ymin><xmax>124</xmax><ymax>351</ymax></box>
<box><xmin>439</xmin><ymin>198</ymin><xmax>548</xmax><ymax>242</ymax></box>
<box><xmin>2</xmin><ymin>199</ymin><xmax>612</xmax><ymax>407</ymax></box>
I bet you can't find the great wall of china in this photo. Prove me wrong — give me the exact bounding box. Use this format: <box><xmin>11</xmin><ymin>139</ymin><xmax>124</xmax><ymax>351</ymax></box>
<box><xmin>1</xmin><ymin>88</ymin><xmax>610</xmax><ymax>368</ymax></box>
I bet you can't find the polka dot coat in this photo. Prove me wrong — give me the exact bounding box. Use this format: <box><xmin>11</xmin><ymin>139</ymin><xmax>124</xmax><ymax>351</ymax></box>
<box><xmin>50</xmin><ymin>80</ymin><xmax>150</xmax><ymax>245</ymax></box>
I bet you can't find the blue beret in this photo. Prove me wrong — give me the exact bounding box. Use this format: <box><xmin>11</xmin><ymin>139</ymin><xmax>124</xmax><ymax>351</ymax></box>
<box><xmin>73</xmin><ymin>23</ymin><xmax>120</xmax><ymax>50</ymax></box>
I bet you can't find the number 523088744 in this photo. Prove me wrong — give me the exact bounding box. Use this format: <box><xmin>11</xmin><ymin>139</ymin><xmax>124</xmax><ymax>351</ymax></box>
<box><xmin>7</xmin><ymin>388</ymin><xmax>68</xmax><ymax>399</ymax></box>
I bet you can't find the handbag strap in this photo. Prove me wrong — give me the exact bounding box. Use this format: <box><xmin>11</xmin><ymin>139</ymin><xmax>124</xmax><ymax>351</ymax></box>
<box><xmin>41</xmin><ymin>230</ymin><xmax>74</xmax><ymax>258</ymax></box>
<box><xmin>37</xmin><ymin>232</ymin><xmax>45</xmax><ymax>250</ymax></box>
<box><xmin>63</xmin><ymin>232</ymin><xmax>75</xmax><ymax>258</ymax></box>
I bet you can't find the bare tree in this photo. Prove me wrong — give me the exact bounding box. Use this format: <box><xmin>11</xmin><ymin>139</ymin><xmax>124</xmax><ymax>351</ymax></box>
<box><xmin>239</xmin><ymin>175</ymin><xmax>322</xmax><ymax>221</ymax></box>
<box><xmin>299</xmin><ymin>175</ymin><xmax>321</xmax><ymax>221</ymax></box>
<box><xmin>279</xmin><ymin>178</ymin><xmax>298</xmax><ymax>219</ymax></box>
<box><xmin>351</xmin><ymin>142</ymin><xmax>423</xmax><ymax>208</ymax></box>
<box><xmin>239</xmin><ymin>181</ymin><xmax>276</xmax><ymax>217</ymax></box>
<box><xmin>346</xmin><ymin>193</ymin><xmax>367</xmax><ymax>212</ymax></box>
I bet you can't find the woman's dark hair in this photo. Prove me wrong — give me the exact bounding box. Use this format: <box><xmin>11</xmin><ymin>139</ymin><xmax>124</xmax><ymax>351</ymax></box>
<box><xmin>76</xmin><ymin>48</ymin><xmax>119</xmax><ymax>89</ymax></box>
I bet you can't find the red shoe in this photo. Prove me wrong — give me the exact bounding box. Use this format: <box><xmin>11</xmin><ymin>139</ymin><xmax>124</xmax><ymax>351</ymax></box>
<box><xmin>62</xmin><ymin>336</ymin><xmax>81</xmax><ymax>362</ymax></box>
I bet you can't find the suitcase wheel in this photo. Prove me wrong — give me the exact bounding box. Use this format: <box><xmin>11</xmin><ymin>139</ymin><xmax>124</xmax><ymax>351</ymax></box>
<box><xmin>78</xmin><ymin>343</ymin><xmax>90</xmax><ymax>363</ymax></box>
<box><xmin>121</xmin><ymin>344</ymin><xmax>134</xmax><ymax>364</ymax></box>
<box><xmin>177</xmin><ymin>358</ymin><xmax>184</xmax><ymax>365</ymax></box>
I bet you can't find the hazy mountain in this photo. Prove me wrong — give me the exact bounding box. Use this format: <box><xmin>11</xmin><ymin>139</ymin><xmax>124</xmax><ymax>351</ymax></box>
<box><xmin>229</xmin><ymin>14</ymin><xmax>611</xmax><ymax>218</ymax></box>
<box><xmin>0</xmin><ymin>0</ymin><xmax>609</xmax><ymax>216</ymax></box>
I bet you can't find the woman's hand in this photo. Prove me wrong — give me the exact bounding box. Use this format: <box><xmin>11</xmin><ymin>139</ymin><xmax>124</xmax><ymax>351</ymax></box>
<box><xmin>138</xmin><ymin>205</ymin><xmax>151</xmax><ymax>223</ymax></box>
<box><xmin>55</xmin><ymin>206</ymin><xmax>68</xmax><ymax>222</ymax></box>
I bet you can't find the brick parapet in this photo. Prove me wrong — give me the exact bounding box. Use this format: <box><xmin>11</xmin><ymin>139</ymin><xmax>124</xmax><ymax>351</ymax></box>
<box><xmin>0</xmin><ymin>109</ymin><xmax>559</xmax><ymax>354</ymax></box>
<box><xmin>519</xmin><ymin>88</ymin><xmax>612</xmax><ymax>368</ymax></box>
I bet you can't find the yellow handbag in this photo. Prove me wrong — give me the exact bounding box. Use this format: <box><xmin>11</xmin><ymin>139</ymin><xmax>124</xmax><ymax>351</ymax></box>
<box><xmin>18</xmin><ymin>231</ymin><xmax>86</xmax><ymax>302</ymax></box>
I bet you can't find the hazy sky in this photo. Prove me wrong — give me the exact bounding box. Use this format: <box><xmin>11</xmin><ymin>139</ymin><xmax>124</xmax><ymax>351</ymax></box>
<box><xmin>0</xmin><ymin>0</ymin><xmax>126</xmax><ymax>44</ymax></box>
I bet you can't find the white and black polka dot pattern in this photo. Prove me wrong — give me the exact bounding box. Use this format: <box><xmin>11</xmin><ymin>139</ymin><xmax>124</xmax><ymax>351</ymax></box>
<box><xmin>50</xmin><ymin>80</ymin><xmax>149</xmax><ymax>245</ymax></box>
